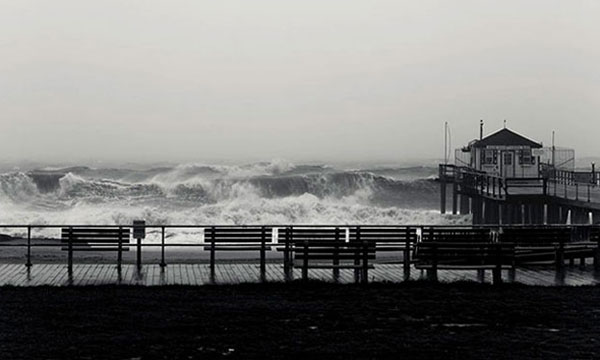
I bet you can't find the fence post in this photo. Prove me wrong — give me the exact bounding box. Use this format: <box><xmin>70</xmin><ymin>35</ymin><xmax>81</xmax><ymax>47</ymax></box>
<box><xmin>588</xmin><ymin>185</ymin><xmax>591</xmax><ymax>202</ymax></box>
<box><xmin>260</xmin><ymin>226</ymin><xmax>266</xmax><ymax>283</ymax></box>
<box><xmin>354</xmin><ymin>226</ymin><xmax>361</xmax><ymax>283</ymax></box>
<box><xmin>556</xmin><ymin>240</ymin><xmax>565</xmax><ymax>270</ymax></box>
<box><xmin>429</xmin><ymin>242</ymin><xmax>438</xmax><ymax>282</ymax></box>
<box><xmin>68</xmin><ymin>226</ymin><xmax>73</xmax><ymax>276</ymax></box>
<box><xmin>594</xmin><ymin>239</ymin><xmax>600</xmax><ymax>270</ymax></box>
<box><xmin>361</xmin><ymin>240</ymin><xmax>369</xmax><ymax>284</ymax></box>
<box><xmin>576</xmin><ymin>183</ymin><xmax>579</xmax><ymax>201</ymax></box>
<box><xmin>210</xmin><ymin>226</ymin><xmax>216</xmax><ymax>283</ymax></box>
<box><xmin>403</xmin><ymin>227</ymin><xmax>411</xmax><ymax>280</ymax></box>
<box><xmin>333</xmin><ymin>227</ymin><xmax>340</xmax><ymax>282</ymax></box>
<box><xmin>493</xmin><ymin>243</ymin><xmax>502</xmax><ymax>285</ymax></box>
<box><xmin>136</xmin><ymin>237</ymin><xmax>142</xmax><ymax>272</ymax></box>
<box><xmin>26</xmin><ymin>226</ymin><xmax>32</xmax><ymax>268</ymax></box>
<box><xmin>283</xmin><ymin>227</ymin><xmax>291</xmax><ymax>282</ymax></box>
<box><xmin>160</xmin><ymin>226</ymin><xmax>166</xmax><ymax>267</ymax></box>
<box><xmin>302</xmin><ymin>240</ymin><xmax>309</xmax><ymax>281</ymax></box>
<box><xmin>117</xmin><ymin>226</ymin><xmax>122</xmax><ymax>274</ymax></box>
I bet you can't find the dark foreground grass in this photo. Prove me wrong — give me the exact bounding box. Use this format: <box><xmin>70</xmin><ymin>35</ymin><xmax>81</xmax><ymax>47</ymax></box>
<box><xmin>0</xmin><ymin>282</ymin><xmax>599</xmax><ymax>359</ymax></box>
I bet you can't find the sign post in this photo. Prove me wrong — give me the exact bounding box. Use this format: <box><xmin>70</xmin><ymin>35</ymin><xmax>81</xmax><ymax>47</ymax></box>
<box><xmin>133</xmin><ymin>220</ymin><xmax>146</xmax><ymax>272</ymax></box>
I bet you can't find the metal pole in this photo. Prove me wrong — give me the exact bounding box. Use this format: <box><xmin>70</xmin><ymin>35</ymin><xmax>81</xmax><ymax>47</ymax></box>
<box><xmin>26</xmin><ymin>226</ymin><xmax>32</xmax><ymax>268</ymax></box>
<box><xmin>136</xmin><ymin>237</ymin><xmax>142</xmax><ymax>272</ymax></box>
<box><xmin>160</xmin><ymin>226</ymin><xmax>166</xmax><ymax>267</ymax></box>
<box><xmin>68</xmin><ymin>226</ymin><xmax>73</xmax><ymax>276</ymax></box>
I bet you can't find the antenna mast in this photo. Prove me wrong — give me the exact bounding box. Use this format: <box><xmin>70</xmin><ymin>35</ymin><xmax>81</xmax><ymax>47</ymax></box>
<box><xmin>444</xmin><ymin>122</ymin><xmax>448</xmax><ymax>165</ymax></box>
<box><xmin>552</xmin><ymin>130</ymin><xmax>555</xmax><ymax>168</ymax></box>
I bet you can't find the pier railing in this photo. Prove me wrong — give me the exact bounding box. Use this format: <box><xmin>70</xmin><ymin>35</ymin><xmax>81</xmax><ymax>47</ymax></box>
<box><xmin>441</xmin><ymin>164</ymin><xmax>600</xmax><ymax>203</ymax></box>
<box><xmin>1</xmin><ymin>224</ymin><xmax>600</xmax><ymax>271</ymax></box>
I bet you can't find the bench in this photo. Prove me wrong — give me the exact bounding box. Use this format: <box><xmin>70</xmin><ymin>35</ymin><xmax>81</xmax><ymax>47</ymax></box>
<box><xmin>499</xmin><ymin>227</ymin><xmax>591</xmax><ymax>266</ymax></box>
<box><xmin>203</xmin><ymin>226</ymin><xmax>274</xmax><ymax>282</ymax></box>
<box><xmin>414</xmin><ymin>241</ymin><xmax>515</xmax><ymax>284</ymax></box>
<box><xmin>414</xmin><ymin>227</ymin><xmax>513</xmax><ymax>284</ymax></box>
<box><xmin>61</xmin><ymin>227</ymin><xmax>130</xmax><ymax>273</ymax></box>
<box><xmin>279</xmin><ymin>227</ymin><xmax>375</xmax><ymax>283</ymax></box>
<box><xmin>420</xmin><ymin>227</ymin><xmax>493</xmax><ymax>243</ymax></box>
<box><xmin>348</xmin><ymin>226</ymin><xmax>417</xmax><ymax>277</ymax></box>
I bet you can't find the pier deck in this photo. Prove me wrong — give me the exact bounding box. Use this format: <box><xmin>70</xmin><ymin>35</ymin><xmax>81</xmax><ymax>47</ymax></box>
<box><xmin>1</xmin><ymin>263</ymin><xmax>599</xmax><ymax>287</ymax></box>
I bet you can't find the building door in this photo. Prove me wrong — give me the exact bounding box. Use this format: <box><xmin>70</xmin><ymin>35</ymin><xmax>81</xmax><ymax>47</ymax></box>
<box><xmin>501</xmin><ymin>151</ymin><xmax>515</xmax><ymax>178</ymax></box>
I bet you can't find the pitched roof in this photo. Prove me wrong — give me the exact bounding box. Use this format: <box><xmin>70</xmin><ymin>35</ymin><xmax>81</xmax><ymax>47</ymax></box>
<box><xmin>472</xmin><ymin>128</ymin><xmax>542</xmax><ymax>148</ymax></box>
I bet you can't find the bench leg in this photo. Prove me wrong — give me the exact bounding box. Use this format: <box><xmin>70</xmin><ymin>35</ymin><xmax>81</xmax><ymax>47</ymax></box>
<box><xmin>210</xmin><ymin>244</ymin><xmax>216</xmax><ymax>284</ymax></box>
<box><xmin>580</xmin><ymin>257</ymin><xmax>586</xmax><ymax>269</ymax></box>
<box><xmin>492</xmin><ymin>267</ymin><xmax>502</xmax><ymax>285</ymax></box>
<box><xmin>260</xmin><ymin>245</ymin><xmax>266</xmax><ymax>283</ymax></box>
<box><xmin>403</xmin><ymin>248</ymin><xmax>411</xmax><ymax>280</ymax></box>
<box><xmin>302</xmin><ymin>265</ymin><xmax>308</xmax><ymax>282</ymax></box>
<box><xmin>594</xmin><ymin>246</ymin><xmax>600</xmax><ymax>270</ymax></box>
<box><xmin>427</xmin><ymin>268</ymin><xmax>437</xmax><ymax>282</ymax></box>
<box><xmin>477</xmin><ymin>269</ymin><xmax>485</xmax><ymax>283</ymax></box>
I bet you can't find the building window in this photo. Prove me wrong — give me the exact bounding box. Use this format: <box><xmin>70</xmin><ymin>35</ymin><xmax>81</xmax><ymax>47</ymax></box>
<box><xmin>504</xmin><ymin>152</ymin><xmax>512</xmax><ymax>165</ymax></box>
<box><xmin>483</xmin><ymin>149</ymin><xmax>497</xmax><ymax>165</ymax></box>
<box><xmin>519</xmin><ymin>149</ymin><xmax>534</xmax><ymax>165</ymax></box>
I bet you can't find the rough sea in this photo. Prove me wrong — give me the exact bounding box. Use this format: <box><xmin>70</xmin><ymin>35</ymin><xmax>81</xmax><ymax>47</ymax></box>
<box><xmin>0</xmin><ymin>160</ymin><xmax>470</xmax><ymax>240</ymax></box>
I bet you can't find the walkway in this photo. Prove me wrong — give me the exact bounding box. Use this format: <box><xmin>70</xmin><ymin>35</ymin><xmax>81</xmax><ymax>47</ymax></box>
<box><xmin>0</xmin><ymin>263</ymin><xmax>599</xmax><ymax>286</ymax></box>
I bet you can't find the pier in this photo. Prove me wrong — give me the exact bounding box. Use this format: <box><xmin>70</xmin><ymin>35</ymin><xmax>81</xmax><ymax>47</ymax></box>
<box><xmin>440</xmin><ymin>127</ymin><xmax>600</xmax><ymax>225</ymax></box>
<box><xmin>439</xmin><ymin>164</ymin><xmax>600</xmax><ymax>224</ymax></box>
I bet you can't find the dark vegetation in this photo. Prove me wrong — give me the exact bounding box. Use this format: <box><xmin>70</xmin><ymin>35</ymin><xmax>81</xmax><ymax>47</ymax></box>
<box><xmin>0</xmin><ymin>282</ymin><xmax>599</xmax><ymax>359</ymax></box>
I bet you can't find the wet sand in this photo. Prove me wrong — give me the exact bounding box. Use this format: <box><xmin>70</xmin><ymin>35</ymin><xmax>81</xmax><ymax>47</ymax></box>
<box><xmin>0</xmin><ymin>282</ymin><xmax>599</xmax><ymax>359</ymax></box>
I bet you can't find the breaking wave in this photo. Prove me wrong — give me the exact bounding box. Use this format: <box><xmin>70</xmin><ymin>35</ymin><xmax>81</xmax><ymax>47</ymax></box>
<box><xmin>0</xmin><ymin>161</ymin><xmax>469</xmax><ymax>238</ymax></box>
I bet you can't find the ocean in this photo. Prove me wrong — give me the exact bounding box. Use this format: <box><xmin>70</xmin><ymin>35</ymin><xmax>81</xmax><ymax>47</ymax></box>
<box><xmin>0</xmin><ymin>160</ymin><xmax>470</xmax><ymax>240</ymax></box>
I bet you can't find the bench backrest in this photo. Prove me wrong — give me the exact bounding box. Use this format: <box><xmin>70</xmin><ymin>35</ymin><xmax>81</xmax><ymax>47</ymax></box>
<box><xmin>420</xmin><ymin>227</ymin><xmax>492</xmax><ymax>243</ymax></box>
<box><xmin>204</xmin><ymin>227</ymin><xmax>273</xmax><ymax>243</ymax></box>
<box><xmin>61</xmin><ymin>227</ymin><xmax>131</xmax><ymax>251</ymax></box>
<box><xmin>414</xmin><ymin>242</ymin><xmax>514</xmax><ymax>266</ymax></box>
<box><xmin>499</xmin><ymin>227</ymin><xmax>571</xmax><ymax>246</ymax></box>
<box><xmin>281</xmin><ymin>228</ymin><xmax>375</xmax><ymax>264</ymax></box>
<box><xmin>348</xmin><ymin>226</ymin><xmax>418</xmax><ymax>244</ymax></box>
<box><xmin>292</xmin><ymin>240</ymin><xmax>376</xmax><ymax>264</ymax></box>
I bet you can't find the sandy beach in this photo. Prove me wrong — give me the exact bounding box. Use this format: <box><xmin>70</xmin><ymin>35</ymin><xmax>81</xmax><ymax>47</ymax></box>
<box><xmin>1</xmin><ymin>282</ymin><xmax>599</xmax><ymax>359</ymax></box>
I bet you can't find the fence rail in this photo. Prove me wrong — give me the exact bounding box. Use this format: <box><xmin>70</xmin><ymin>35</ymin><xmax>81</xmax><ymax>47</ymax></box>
<box><xmin>441</xmin><ymin>164</ymin><xmax>600</xmax><ymax>203</ymax></box>
<box><xmin>1</xmin><ymin>224</ymin><xmax>600</xmax><ymax>281</ymax></box>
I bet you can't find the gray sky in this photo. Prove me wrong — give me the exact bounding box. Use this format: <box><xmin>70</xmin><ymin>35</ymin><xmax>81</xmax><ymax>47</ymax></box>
<box><xmin>1</xmin><ymin>0</ymin><xmax>599</xmax><ymax>164</ymax></box>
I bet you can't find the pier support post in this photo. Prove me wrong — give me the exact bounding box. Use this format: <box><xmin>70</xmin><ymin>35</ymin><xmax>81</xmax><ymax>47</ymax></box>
<box><xmin>472</xmin><ymin>197</ymin><xmax>483</xmax><ymax>224</ymax></box>
<box><xmin>452</xmin><ymin>181</ymin><xmax>458</xmax><ymax>215</ymax></box>
<box><xmin>560</xmin><ymin>207</ymin><xmax>570</xmax><ymax>225</ymax></box>
<box><xmin>534</xmin><ymin>204</ymin><xmax>544</xmax><ymax>225</ymax></box>
<box><xmin>440</xmin><ymin>166</ymin><xmax>447</xmax><ymax>214</ymax></box>
<box><xmin>459</xmin><ymin>194</ymin><xmax>470</xmax><ymax>215</ymax></box>
<box><xmin>547</xmin><ymin>204</ymin><xmax>560</xmax><ymax>224</ymax></box>
<box><xmin>498</xmin><ymin>203</ymin><xmax>503</xmax><ymax>225</ymax></box>
<box><xmin>594</xmin><ymin>240</ymin><xmax>600</xmax><ymax>270</ymax></box>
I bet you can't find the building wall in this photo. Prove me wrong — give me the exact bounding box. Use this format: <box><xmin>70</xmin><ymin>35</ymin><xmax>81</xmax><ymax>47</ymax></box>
<box><xmin>468</xmin><ymin>146</ymin><xmax>539</xmax><ymax>178</ymax></box>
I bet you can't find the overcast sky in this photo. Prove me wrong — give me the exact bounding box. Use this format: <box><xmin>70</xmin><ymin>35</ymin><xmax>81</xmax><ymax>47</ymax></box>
<box><xmin>1</xmin><ymin>1</ymin><xmax>598</xmax><ymax>164</ymax></box>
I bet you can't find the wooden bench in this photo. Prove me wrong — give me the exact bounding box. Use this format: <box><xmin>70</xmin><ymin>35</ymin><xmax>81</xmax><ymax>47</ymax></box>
<box><xmin>499</xmin><ymin>227</ymin><xmax>591</xmax><ymax>266</ymax></box>
<box><xmin>414</xmin><ymin>227</ymin><xmax>513</xmax><ymax>284</ymax></box>
<box><xmin>61</xmin><ymin>227</ymin><xmax>130</xmax><ymax>273</ymax></box>
<box><xmin>279</xmin><ymin>227</ymin><xmax>375</xmax><ymax>283</ymax></box>
<box><xmin>420</xmin><ymin>227</ymin><xmax>493</xmax><ymax>243</ymax></box>
<box><xmin>414</xmin><ymin>241</ymin><xmax>515</xmax><ymax>284</ymax></box>
<box><xmin>203</xmin><ymin>226</ymin><xmax>273</xmax><ymax>282</ymax></box>
<box><xmin>348</xmin><ymin>226</ymin><xmax>417</xmax><ymax>277</ymax></box>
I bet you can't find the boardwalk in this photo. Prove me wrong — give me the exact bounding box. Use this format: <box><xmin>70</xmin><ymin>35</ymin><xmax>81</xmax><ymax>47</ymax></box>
<box><xmin>1</xmin><ymin>263</ymin><xmax>599</xmax><ymax>287</ymax></box>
